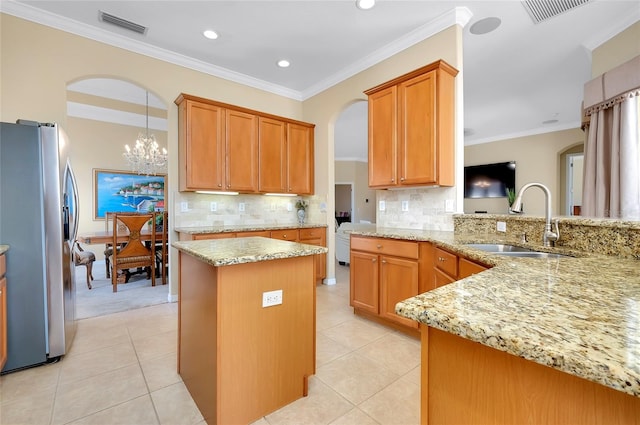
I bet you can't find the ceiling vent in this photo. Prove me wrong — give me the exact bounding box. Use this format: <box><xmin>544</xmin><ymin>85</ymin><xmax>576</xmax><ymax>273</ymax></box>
<box><xmin>521</xmin><ymin>0</ymin><xmax>591</xmax><ymax>24</ymax></box>
<box><xmin>99</xmin><ymin>11</ymin><xmax>147</xmax><ymax>35</ymax></box>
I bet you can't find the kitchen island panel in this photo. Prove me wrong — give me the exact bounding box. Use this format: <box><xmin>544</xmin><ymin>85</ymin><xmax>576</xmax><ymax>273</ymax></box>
<box><xmin>178</xmin><ymin>250</ymin><xmax>315</xmax><ymax>424</ymax></box>
<box><xmin>423</xmin><ymin>327</ymin><xmax>640</xmax><ymax>424</ymax></box>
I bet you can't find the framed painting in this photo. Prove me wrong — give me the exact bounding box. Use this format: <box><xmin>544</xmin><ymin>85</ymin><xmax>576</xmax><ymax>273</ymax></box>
<box><xmin>94</xmin><ymin>169</ymin><xmax>166</xmax><ymax>219</ymax></box>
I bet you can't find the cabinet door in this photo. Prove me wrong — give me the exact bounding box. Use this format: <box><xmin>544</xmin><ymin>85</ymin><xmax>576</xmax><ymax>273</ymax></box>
<box><xmin>258</xmin><ymin>117</ymin><xmax>287</xmax><ymax>193</ymax></box>
<box><xmin>226</xmin><ymin>110</ymin><xmax>258</xmax><ymax>192</ymax></box>
<box><xmin>350</xmin><ymin>251</ymin><xmax>379</xmax><ymax>314</ymax></box>
<box><xmin>434</xmin><ymin>267</ymin><xmax>456</xmax><ymax>289</ymax></box>
<box><xmin>0</xmin><ymin>276</ymin><xmax>6</xmax><ymax>371</ymax></box>
<box><xmin>287</xmin><ymin>123</ymin><xmax>314</xmax><ymax>195</ymax></box>
<box><xmin>368</xmin><ymin>86</ymin><xmax>397</xmax><ymax>188</ymax></box>
<box><xmin>380</xmin><ymin>256</ymin><xmax>419</xmax><ymax>329</ymax></box>
<box><xmin>398</xmin><ymin>71</ymin><xmax>436</xmax><ymax>185</ymax></box>
<box><xmin>300</xmin><ymin>228</ymin><xmax>326</xmax><ymax>281</ymax></box>
<box><xmin>458</xmin><ymin>258</ymin><xmax>488</xmax><ymax>279</ymax></box>
<box><xmin>180</xmin><ymin>100</ymin><xmax>225</xmax><ymax>190</ymax></box>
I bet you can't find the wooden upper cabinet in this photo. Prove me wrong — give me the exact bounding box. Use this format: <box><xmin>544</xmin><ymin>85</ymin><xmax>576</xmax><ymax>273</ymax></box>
<box><xmin>365</xmin><ymin>60</ymin><xmax>458</xmax><ymax>189</ymax></box>
<box><xmin>176</xmin><ymin>93</ymin><xmax>315</xmax><ymax>194</ymax></box>
<box><xmin>225</xmin><ymin>109</ymin><xmax>258</xmax><ymax>192</ymax></box>
<box><xmin>258</xmin><ymin>117</ymin><xmax>287</xmax><ymax>193</ymax></box>
<box><xmin>287</xmin><ymin>123</ymin><xmax>314</xmax><ymax>195</ymax></box>
<box><xmin>368</xmin><ymin>86</ymin><xmax>397</xmax><ymax>187</ymax></box>
<box><xmin>177</xmin><ymin>97</ymin><xmax>224</xmax><ymax>191</ymax></box>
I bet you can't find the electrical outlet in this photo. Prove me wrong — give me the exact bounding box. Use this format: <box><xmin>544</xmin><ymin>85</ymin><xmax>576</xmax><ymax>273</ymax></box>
<box><xmin>401</xmin><ymin>200</ymin><xmax>409</xmax><ymax>211</ymax></box>
<box><xmin>497</xmin><ymin>221</ymin><xmax>507</xmax><ymax>232</ymax></box>
<box><xmin>210</xmin><ymin>202</ymin><xmax>217</xmax><ymax>212</ymax></box>
<box><xmin>270</xmin><ymin>202</ymin><xmax>276</xmax><ymax>211</ymax></box>
<box><xmin>445</xmin><ymin>199</ymin><xmax>454</xmax><ymax>213</ymax></box>
<box><xmin>262</xmin><ymin>289</ymin><xmax>283</xmax><ymax>307</ymax></box>
<box><xmin>379</xmin><ymin>200</ymin><xmax>386</xmax><ymax>211</ymax></box>
<box><xmin>239</xmin><ymin>202</ymin><xmax>245</xmax><ymax>212</ymax></box>
<box><xmin>287</xmin><ymin>202</ymin><xmax>293</xmax><ymax>212</ymax></box>
<box><xmin>180</xmin><ymin>202</ymin><xmax>189</xmax><ymax>212</ymax></box>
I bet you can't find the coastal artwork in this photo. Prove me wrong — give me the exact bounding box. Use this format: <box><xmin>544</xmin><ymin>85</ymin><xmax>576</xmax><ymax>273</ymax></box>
<box><xmin>94</xmin><ymin>169</ymin><xmax>166</xmax><ymax>219</ymax></box>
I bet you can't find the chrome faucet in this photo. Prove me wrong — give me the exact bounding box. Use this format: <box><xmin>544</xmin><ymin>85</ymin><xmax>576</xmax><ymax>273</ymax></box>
<box><xmin>509</xmin><ymin>182</ymin><xmax>560</xmax><ymax>247</ymax></box>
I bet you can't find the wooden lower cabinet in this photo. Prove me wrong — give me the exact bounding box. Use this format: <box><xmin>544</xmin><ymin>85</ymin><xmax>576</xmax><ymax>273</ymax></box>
<box><xmin>422</xmin><ymin>327</ymin><xmax>640</xmax><ymax>424</ymax></box>
<box><xmin>350</xmin><ymin>236</ymin><xmax>423</xmax><ymax>331</ymax></box>
<box><xmin>0</xmin><ymin>253</ymin><xmax>6</xmax><ymax>370</ymax></box>
<box><xmin>434</xmin><ymin>246</ymin><xmax>488</xmax><ymax>288</ymax></box>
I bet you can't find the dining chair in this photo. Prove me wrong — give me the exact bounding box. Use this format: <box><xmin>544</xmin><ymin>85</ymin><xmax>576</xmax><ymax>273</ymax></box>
<box><xmin>154</xmin><ymin>211</ymin><xmax>169</xmax><ymax>285</ymax></box>
<box><xmin>103</xmin><ymin>212</ymin><xmax>127</xmax><ymax>278</ymax></box>
<box><xmin>72</xmin><ymin>239</ymin><xmax>96</xmax><ymax>289</ymax></box>
<box><xmin>111</xmin><ymin>213</ymin><xmax>156</xmax><ymax>292</ymax></box>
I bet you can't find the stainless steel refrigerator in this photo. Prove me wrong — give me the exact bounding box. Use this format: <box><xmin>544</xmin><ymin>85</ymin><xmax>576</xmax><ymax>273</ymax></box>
<box><xmin>0</xmin><ymin>120</ymin><xmax>79</xmax><ymax>373</ymax></box>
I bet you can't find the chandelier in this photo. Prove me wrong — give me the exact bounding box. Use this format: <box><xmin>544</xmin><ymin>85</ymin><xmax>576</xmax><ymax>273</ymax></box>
<box><xmin>124</xmin><ymin>91</ymin><xmax>168</xmax><ymax>175</ymax></box>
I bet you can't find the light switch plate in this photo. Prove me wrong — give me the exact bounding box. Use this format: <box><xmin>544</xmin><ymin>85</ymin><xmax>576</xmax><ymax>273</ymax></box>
<box><xmin>401</xmin><ymin>200</ymin><xmax>409</xmax><ymax>211</ymax></box>
<box><xmin>379</xmin><ymin>200</ymin><xmax>386</xmax><ymax>211</ymax></box>
<box><xmin>445</xmin><ymin>199</ymin><xmax>454</xmax><ymax>213</ymax></box>
<box><xmin>180</xmin><ymin>202</ymin><xmax>189</xmax><ymax>212</ymax></box>
<box><xmin>210</xmin><ymin>202</ymin><xmax>217</xmax><ymax>212</ymax></box>
<box><xmin>497</xmin><ymin>221</ymin><xmax>507</xmax><ymax>232</ymax></box>
<box><xmin>287</xmin><ymin>202</ymin><xmax>293</xmax><ymax>211</ymax></box>
<box><xmin>239</xmin><ymin>202</ymin><xmax>245</xmax><ymax>212</ymax></box>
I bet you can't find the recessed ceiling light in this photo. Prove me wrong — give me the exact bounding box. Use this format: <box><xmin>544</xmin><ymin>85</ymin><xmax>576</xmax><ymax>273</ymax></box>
<box><xmin>203</xmin><ymin>30</ymin><xmax>218</xmax><ymax>40</ymax></box>
<box><xmin>277</xmin><ymin>59</ymin><xmax>290</xmax><ymax>68</ymax></box>
<box><xmin>356</xmin><ymin>0</ymin><xmax>375</xmax><ymax>10</ymax></box>
<box><xmin>469</xmin><ymin>17</ymin><xmax>501</xmax><ymax>35</ymax></box>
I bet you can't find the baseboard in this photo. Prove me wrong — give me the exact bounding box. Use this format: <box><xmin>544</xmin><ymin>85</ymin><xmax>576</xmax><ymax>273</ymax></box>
<box><xmin>168</xmin><ymin>293</ymin><xmax>178</xmax><ymax>302</ymax></box>
<box><xmin>323</xmin><ymin>277</ymin><xmax>337</xmax><ymax>285</ymax></box>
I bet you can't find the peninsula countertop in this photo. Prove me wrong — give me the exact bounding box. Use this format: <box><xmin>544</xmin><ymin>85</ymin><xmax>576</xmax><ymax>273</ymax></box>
<box><xmin>349</xmin><ymin>227</ymin><xmax>640</xmax><ymax>398</ymax></box>
<box><xmin>172</xmin><ymin>236</ymin><xmax>328</xmax><ymax>267</ymax></box>
<box><xmin>174</xmin><ymin>223</ymin><xmax>327</xmax><ymax>235</ymax></box>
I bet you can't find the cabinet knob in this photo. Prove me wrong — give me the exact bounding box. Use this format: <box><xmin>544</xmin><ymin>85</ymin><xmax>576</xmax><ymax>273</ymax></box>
<box><xmin>372</xmin><ymin>258</ymin><xmax>377</xmax><ymax>263</ymax></box>
<box><xmin>376</xmin><ymin>244</ymin><xmax>382</xmax><ymax>249</ymax></box>
<box><xmin>400</xmin><ymin>177</ymin><xmax>405</xmax><ymax>181</ymax></box>
<box><xmin>381</xmin><ymin>259</ymin><xmax>387</xmax><ymax>264</ymax></box>
<box><xmin>438</xmin><ymin>257</ymin><xmax>446</xmax><ymax>262</ymax></box>
<box><xmin>391</xmin><ymin>178</ymin><xmax>395</xmax><ymax>182</ymax></box>
<box><xmin>218</xmin><ymin>183</ymin><xmax>222</xmax><ymax>187</ymax></box>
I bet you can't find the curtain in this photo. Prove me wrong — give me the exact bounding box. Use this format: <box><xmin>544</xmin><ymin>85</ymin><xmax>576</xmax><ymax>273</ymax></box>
<box><xmin>582</xmin><ymin>96</ymin><xmax>640</xmax><ymax>219</ymax></box>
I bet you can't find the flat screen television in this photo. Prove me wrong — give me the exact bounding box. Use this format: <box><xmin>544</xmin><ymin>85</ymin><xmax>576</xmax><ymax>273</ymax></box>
<box><xmin>464</xmin><ymin>161</ymin><xmax>516</xmax><ymax>198</ymax></box>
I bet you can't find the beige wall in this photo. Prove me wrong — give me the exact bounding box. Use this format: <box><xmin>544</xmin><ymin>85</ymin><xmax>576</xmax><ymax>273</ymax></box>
<box><xmin>302</xmin><ymin>24</ymin><xmax>463</xmax><ymax>281</ymax></box>
<box><xmin>1</xmin><ymin>14</ymin><xmax>303</xmax><ymax>299</ymax></box>
<box><xmin>591</xmin><ymin>21</ymin><xmax>640</xmax><ymax>77</ymax></box>
<box><xmin>335</xmin><ymin>160</ymin><xmax>376</xmax><ymax>223</ymax></box>
<box><xmin>464</xmin><ymin>129</ymin><xmax>584</xmax><ymax>216</ymax></box>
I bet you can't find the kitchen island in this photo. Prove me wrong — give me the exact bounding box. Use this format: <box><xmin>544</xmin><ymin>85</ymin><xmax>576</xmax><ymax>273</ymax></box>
<box><xmin>361</xmin><ymin>222</ymin><xmax>640</xmax><ymax>424</ymax></box>
<box><xmin>172</xmin><ymin>237</ymin><xmax>327</xmax><ymax>425</ymax></box>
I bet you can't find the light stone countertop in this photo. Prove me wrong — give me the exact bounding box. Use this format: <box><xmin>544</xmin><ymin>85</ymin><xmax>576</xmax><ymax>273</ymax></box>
<box><xmin>174</xmin><ymin>223</ymin><xmax>327</xmax><ymax>235</ymax></box>
<box><xmin>172</xmin><ymin>236</ymin><xmax>327</xmax><ymax>267</ymax></box>
<box><xmin>0</xmin><ymin>245</ymin><xmax>9</xmax><ymax>255</ymax></box>
<box><xmin>350</xmin><ymin>227</ymin><xmax>640</xmax><ymax>398</ymax></box>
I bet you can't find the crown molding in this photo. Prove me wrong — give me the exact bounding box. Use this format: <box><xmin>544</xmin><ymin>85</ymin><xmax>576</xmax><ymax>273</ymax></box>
<box><xmin>582</xmin><ymin>8</ymin><xmax>640</xmax><ymax>51</ymax></box>
<box><xmin>464</xmin><ymin>121</ymin><xmax>581</xmax><ymax>146</ymax></box>
<box><xmin>1</xmin><ymin>1</ymin><xmax>470</xmax><ymax>103</ymax></box>
<box><xmin>302</xmin><ymin>7</ymin><xmax>472</xmax><ymax>100</ymax></box>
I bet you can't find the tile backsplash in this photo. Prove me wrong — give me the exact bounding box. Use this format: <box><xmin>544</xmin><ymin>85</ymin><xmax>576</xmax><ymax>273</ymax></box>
<box><xmin>173</xmin><ymin>192</ymin><xmax>326</xmax><ymax>228</ymax></box>
<box><xmin>376</xmin><ymin>186</ymin><xmax>456</xmax><ymax>231</ymax></box>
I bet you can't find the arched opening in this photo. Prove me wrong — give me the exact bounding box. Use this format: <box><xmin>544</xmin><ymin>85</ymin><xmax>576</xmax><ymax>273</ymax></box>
<box><xmin>65</xmin><ymin>77</ymin><xmax>169</xmax><ymax>318</ymax></box>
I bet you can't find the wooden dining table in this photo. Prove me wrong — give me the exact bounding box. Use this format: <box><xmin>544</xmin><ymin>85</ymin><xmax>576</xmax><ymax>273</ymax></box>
<box><xmin>77</xmin><ymin>229</ymin><xmax>157</xmax><ymax>245</ymax></box>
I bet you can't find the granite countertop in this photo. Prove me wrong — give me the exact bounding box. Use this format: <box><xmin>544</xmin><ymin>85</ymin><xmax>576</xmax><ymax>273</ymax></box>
<box><xmin>0</xmin><ymin>245</ymin><xmax>9</xmax><ymax>255</ymax></box>
<box><xmin>172</xmin><ymin>236</ymin><xmax>328</xmax><ymax>267</ymax></box>
<box><xmin>350</xmin><ymin>227</ymin><xmax>640</xmax><ymax>398</ymax></box>
<box><xmin>174</xmin><ymin>223</ymin><xmax>327</xmax><ymax>235</ymax></box>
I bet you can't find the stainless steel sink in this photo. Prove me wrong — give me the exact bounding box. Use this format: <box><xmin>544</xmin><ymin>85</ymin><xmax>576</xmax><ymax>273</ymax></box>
<box><xmin>464</xmin><ymin>244</ymin><xmax>532</xmax><ymax>253</ymax></box>
<box><xmin>492</xmin><ymin>251</ymin><xmax>569</xmax><ymax>259</ymax></box>
<box><xmin>464</xmin><ymin>243</ymin><xmax>570</xmax><ymax>259</ymax></box>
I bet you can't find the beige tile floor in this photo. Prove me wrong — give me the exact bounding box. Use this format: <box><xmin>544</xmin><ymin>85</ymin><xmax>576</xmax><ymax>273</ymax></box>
<box><xmin>0</xmin><ymin>262</ymin><xmax>420</xmax><ymax>425</ymax></box>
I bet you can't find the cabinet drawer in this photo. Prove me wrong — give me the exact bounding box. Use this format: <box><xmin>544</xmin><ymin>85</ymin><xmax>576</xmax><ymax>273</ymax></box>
<box><xmin>237</xmin><ymin>230</ymin><xmax>270</xmax><ymax>238</ymax></box>
<box><xmin>434</xmin><ymin>247</ymin><xmax>457</xmax><ymax>278</ymax></box>
<box><xmin>299</xmin><ymin>227</ymin><xmax>324</xmax><ymax>241</ymax></box>
<box><xmin>459</xmin><ymin>258</ymin><xmax>487</xmax><ymax>279</ymax></box>
<box><xmin>351</xmin><ymin>236</ymin><xmax>418</xmax><ymax>259</ymax></box>
<box><xmin>0</xmin><ymin>254</ymin><xmax>5</xmax><ymax>277</ymax></box>
<box><xmin>270</xmin><ymin>229</ymin><xmax>299</xmax><ymax>241</ymax></box>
